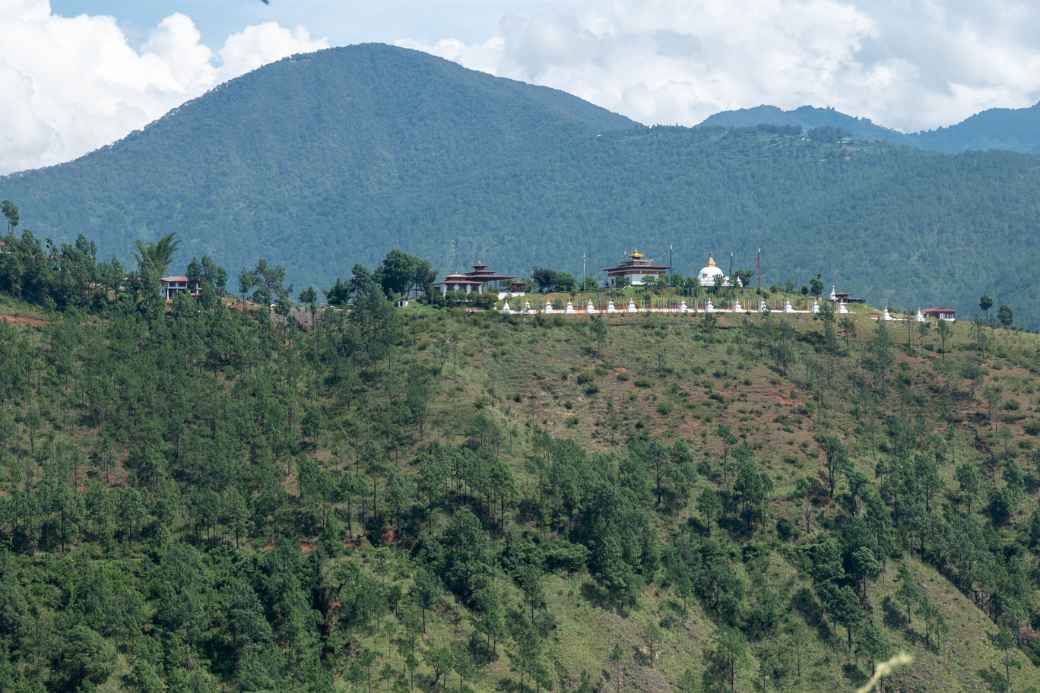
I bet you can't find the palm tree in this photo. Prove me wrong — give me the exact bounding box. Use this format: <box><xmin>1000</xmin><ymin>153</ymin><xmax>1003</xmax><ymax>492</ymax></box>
<box><xmin>134</xmin><ymin>233</ymin><xmax>180</xmax><ymax>277</ymax></box>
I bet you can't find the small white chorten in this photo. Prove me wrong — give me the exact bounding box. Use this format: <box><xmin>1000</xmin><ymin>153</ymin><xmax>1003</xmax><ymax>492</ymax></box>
<box><xmin>705</xmin><ymin>299</ymin><xmax>715</xmax><ymax>313</ymax></box>
<box><xmin>587</xmin><ymin>301</ymin><xmax>597</xmax><ymax>314</ymax></box>
<box><xmin>838</xmin><ymin>302</ymin><xmax>849</xmax><ymax>314</ymax></box>
<box><xmin>882</xmin><ymin>307</ymin><xmax>893</xmax><ymax>321</ymax></box>
<box><xmin>627</xmin><ymin>300</ymin><xmax>639</xmax><ymax>313</ymax></box>
<box><xmin>500</xmin><ymin>301</ymin><xmax>512</xmax><ymax>314</ymax></box>
<box><xmin>784</xmin><ymin>300</ymin><xmax>795</xmax><ymax>313</ymax></box>
<box><xmin>759</xmin><ymin>299</ymin><xmax>769</xmax><ymax>313</ymax></box>
<box><xmin>565</xmin><ymin>302</ymin><xmax>576</xmax><ymax>314</ymax></box>
<box><xmin>607</xmin><ymin>302</ymin><xmax>618</xmax><ymax>314</ymax></box>
<box><xmin>544</xmin><ymin>303</ymin><xmax>554</xmax><ymax>314</ymax></box>
<box><xmin>733</xmin><ymin>300</ymin><xmax>744</xmax><ymax>313</ymax></box>
<box><xmin>915</xmin><ymin>309</ymin><xmax>926</xmax><ymax>323</ymax></box>
<box><xmin>812</xmin><ymin>300</ymin><xmax>820</xmax><ymax>314</ymax></box>
<box><xmin>679</xmin><ymin>301</ymin><xmax>689</xmax><ymax>313</ymax></box>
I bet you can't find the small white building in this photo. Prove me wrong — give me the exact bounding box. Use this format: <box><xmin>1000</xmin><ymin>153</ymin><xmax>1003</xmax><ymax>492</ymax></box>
<box><xmin>697</xmin><ymin>256</ymin><xmax>731</xmax><ymax>288</ymax></box>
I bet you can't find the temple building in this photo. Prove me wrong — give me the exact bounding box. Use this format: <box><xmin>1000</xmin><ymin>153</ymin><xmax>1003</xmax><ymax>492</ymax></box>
<box><xmin>828</xmin><ymin>285</ymin><xmax>865</xmax><ymax>304</ymax></box>
<box><xmin>697</xmin><ymin>256</ymin><xmax>730</xmax><ymax>288</ymax></box>
<box><xmin>603</xmin><ymin>250</ymin><xmax>670</xmax><ymax>287</ymax></box>
<box><xmin>439</xmin><ymin>263</ymin><xmax>515</xmax><ymax>295</ymax></box>
<box><xmin>922</xmin><ymin>307</ymin><xmax>957</xmax><ymax>322</ymax></box>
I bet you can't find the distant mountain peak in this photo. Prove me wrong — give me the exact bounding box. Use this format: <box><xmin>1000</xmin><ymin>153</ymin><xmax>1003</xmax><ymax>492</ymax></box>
<box><xmin>698</xmin><ymin>105</ymin><xmax>904</xmax><ymax>143</ymax></box>
<box><xmin>700</xmin><ymin>100</ymin><xmax>1040</xmax><ymax>154</ymax></box>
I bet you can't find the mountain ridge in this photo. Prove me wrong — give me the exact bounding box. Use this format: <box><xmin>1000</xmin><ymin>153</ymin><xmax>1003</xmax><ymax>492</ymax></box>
<box><xmin>2</xmin><ymin>43</ymin><xmax>1040</xmax><ymax>326</ymax></box>
<box><xmin>699</xmin><ymin>101</ymin><xmax>1040</xmax><ymax>153</ymax></box>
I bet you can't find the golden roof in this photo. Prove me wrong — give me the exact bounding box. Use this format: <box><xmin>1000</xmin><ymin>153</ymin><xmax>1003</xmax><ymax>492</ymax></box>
<box><xmin>707</xmin><ymin>256</ymin><xmax>717</xmax><ymax>267</ymax></box>
<box><xmin>630</xmin><ymin>250</ymin><xmax>644</xmax><ymax>259</ymax></box>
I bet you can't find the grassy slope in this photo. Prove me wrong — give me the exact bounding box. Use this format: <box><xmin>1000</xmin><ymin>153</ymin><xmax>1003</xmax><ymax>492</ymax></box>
<box><xmin>4</xmin><ymin>295</ymin><xmax>1040</xmax><ymax>691</ymax></box>
<box><xmin>405</xmin><ymin>302</ymin><xmax>1040</xmax><ymax>691</ymax></box>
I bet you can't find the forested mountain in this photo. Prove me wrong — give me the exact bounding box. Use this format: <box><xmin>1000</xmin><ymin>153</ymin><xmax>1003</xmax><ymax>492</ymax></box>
<box><xmin>699</xmin><ymin>105</ymin><xmax>906</xmax><ymax>144</ymax></box>
<box><xmin>702</xmin><ymin>102</ymin><xmax>1040</xmax><ymax>154</ymax></box>
<box><xmin>3</xmin><ymin>260</ymin><xmax>1040</xmax><ymax>691</ymax></box>
<box><xmin>2</xmin><ymin>44</ymin><xmax>1040</xmax><ymax>326</ymax></box>
<box><xmin>914</xmin><ymin>102</ymin><xmax>1040</xmax><ymax>154</ymax></box>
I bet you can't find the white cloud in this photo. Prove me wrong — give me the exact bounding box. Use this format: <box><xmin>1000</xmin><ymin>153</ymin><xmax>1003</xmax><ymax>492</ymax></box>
<box><xmin>397</xmin><ymin>0</ymin><xmax>1040</xmax><ymax>132</ymax></box>
<box><xmin>0</xmin><ymin>0</ymin><xmax>327</xmax><ymax>174</ymax></box>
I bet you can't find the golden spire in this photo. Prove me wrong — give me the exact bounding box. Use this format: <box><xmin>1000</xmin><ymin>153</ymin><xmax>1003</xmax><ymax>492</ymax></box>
<box><xmin>707</xmin><ymin>256</ymin><xmax>716</xmax><ymax>267</ymax></box>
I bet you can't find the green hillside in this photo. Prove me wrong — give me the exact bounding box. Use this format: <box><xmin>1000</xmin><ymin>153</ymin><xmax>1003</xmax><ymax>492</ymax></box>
<box><xmin>2</xmin><ymin>253</ymin><xmax>1040</xmax><ymax>691</ymax></box>
<box><xmin>914</xmin><ymin>102</ymin><xmax>1040</xmax><ymax>154</ymax></box>
<box><xmin>699</xmin><ymin>105</ymin><xmax>907</xmax><ymax>144</ymax></box>
<box><xmin>700</xmin><ymin>101</ymin><xmax>1040</xmax><ymax>154</ymax></box>
<box><xmin>2</xmin><ymin>44</ymin><xmax>1040</xmax><ymax>328</ymax></box>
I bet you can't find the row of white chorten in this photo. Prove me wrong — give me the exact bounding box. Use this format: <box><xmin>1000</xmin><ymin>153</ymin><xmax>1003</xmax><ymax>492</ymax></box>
<box><xmin>500</xmin><ymin>299</ymin><xmax>953</xmax><ymax>322</ymax></box>
<box><xmin>500</xmin><ymin>298</ymin><xmax>844</xmax><ymax>315</ymax></box>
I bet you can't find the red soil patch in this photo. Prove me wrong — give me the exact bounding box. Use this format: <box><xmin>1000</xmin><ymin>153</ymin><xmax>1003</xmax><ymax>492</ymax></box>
<box><xmin>0</xmin><ymin>314</ymin><xmax>47</xmax><ymax>327</ymax></box>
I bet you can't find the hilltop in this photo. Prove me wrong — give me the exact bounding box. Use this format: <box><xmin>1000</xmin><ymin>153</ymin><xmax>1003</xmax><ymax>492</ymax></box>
<box><xmin>2</xmin><ymin>44</ymin><xmax>1040</xmax><ymax>327</ymax></box>
<box><xmin>699</xmin><ymin>105</ymin><xmax>907</xmax><ymax>144</ymax></box>
<box><xmin>2</xmin><ymin>267</ymin><xmax>1040</xmax><ymax>692</ymax></box>
<box><xmin>701</xmin><ymin>101</ymin><xmax>1040</xmax><ymax>154</ymax></box>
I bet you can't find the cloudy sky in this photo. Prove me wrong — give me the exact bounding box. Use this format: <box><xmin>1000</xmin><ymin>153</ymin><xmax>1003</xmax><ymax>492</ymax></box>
<box><xmin>2</xmin><ymin>0</ymin><xmax>1039</xmax><ymax>174</ymax></box>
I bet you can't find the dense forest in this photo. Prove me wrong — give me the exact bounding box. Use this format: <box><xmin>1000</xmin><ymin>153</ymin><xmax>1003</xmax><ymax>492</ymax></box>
<box><xmin>700</xmin><ymin>102</ymin><xmax>1040</xmax><ymax>154</ymax></box>
<box><xmin>2</xmin><ymin>45</ymin><xmax>1040</xmax><ymax>327</ymax></box>
<box><xmin>2</xmin><ymin>232</ymin><xmax>1040</xmax><ymax>691</ymax></box>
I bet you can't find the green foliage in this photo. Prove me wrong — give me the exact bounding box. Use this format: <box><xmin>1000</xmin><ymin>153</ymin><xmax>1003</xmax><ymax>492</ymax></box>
<box><xmin>701</xmin><ymin>101</ymin><xmax>1040</xmax><ymax>154</ymax></box>
<box><xmin>1</xmin><ymin>243</ymin><xmax>1040</xmax><ymax>691</ymax></box>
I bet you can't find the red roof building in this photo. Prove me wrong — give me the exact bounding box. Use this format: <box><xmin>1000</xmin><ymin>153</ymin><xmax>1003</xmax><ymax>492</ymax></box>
<box><xmin>439</xmin><ymin>264</ymin><xmax>515</xmax><ymax>295</ymax></box>
<box><xmin>160</xmin><ymin>275</ymin><xmax>200</xmax><ymax>301</ymax></box>
<box><xmin>922</xmin><ymin>307</ymin><xmax>956</xmax><ymax>321</ymax></box>
<box><xmin>603</xmin><ymin>250</ymin><xmax>669</xmax><ymax>287</ymax></box>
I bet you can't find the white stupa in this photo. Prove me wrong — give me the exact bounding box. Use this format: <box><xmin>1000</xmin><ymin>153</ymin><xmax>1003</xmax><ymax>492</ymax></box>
<box><xmin>838</xmin><ymin>302</ymin><xmax>849</xmax><ymax>314</ymax></box>
<box><xmin>565</xmin><ymin>302</ymin><xmax>576</xmax><ymax>314</ymax></box>
<box><xmin>607</xmin><ymin>302</ymin><xmax>618</xmax><ymax>314</ymax></box>
<box><xmin>679</xmin><ymin>301</ymin><xmax>689</xmax><ymax>313</ymax></box>
<box><xmin>733</xmin><ymin>300</ymin><xmax>744</xmax><ymax>313</ymax></box>
<box><xmin>829</xmin><ymin>285</ymin><xmax>838</xmax><ymax>302</ymax></box>
<box><xmin>627</xmin><ymin>300</ymin><xmax>639</xmax><ymax>313</ymax></box>
<box><xmin>882</xmin><ymin>307</ymin><xmax>893</xmax><ymax>321</ymax></box>
<box><xmin>812</xmin><ymin>300</ymin><xmax>820</xmax><ymax>314</ymax></box>
<box><xmin>697</xmin><ymin>256</ymin><xmax>728</xmax><ymax>288</ymax></box>
<box><xmin>544</xmin><ymin>303</ymin><xmax>554</xmax><ymax>314</ymax></box>
<box><xmin>523</xmin><ymin>301</ymin><xmax>534</xmax><ymax>314</ymax></box>
<box><xmin>587</xmin><ymin>301</ymin><xmax>597</xmax><ymax>314</ymax></box>
<box><xmin>705</xmin><ymin>299</ymin><xmax>715</xmax><ymax>313</ymax></box>
<box><xmin>759</xmin><ymin>299</ymin><xmax>769</xmax><ymax>313</ymax></box>
<box><xmin>784</xmin><ymin>300</ymin><xmax>795</xmax><ymax>313</ymax></box>
<box><xmin>500</xmin><ymin>301</ymin><xmax>513</xmax><ymax>314</ymax></box>
<box><xmin>915</xmin><ymin>309</ymin><xmax>926</xmax><ymax>323</ymax></box>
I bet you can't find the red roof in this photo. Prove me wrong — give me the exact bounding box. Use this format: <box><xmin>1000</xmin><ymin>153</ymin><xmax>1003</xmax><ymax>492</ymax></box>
<box><xmin>160</xmin><ymin>275</ymin><xmax>190</xmax><ymax>283</ymax></box>
<box><xmin>443</xmin><ymin>275</ymin><xmax>481</xmax><ymax>285</ymax></box>
<box><xmin>465</xmin><ymin>264</ymin><xmax>514</xmax><ymax>281</ymax></box>
<box><xmin>923</xmin><ymin>307</ymin><xmax>955</xmax><ymax>314</ymax></box>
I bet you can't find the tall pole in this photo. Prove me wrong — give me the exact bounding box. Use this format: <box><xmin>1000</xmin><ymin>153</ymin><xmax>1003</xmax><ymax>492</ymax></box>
<box><xmin>756</xmin><ymin>248</ymin><xmax>761</xmax><ymax>292</ymax></box>
<box><xmin>582</xmin><ymin>251</ymin><xmax>587</xmax><ymax>289</ymax></box>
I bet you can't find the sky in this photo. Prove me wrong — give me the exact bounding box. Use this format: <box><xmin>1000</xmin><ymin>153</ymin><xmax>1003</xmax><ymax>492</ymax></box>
<box><xmin>2</xmin><ymin>0</ymin><xmax>1040</xmax><ymax>174</ymax></box>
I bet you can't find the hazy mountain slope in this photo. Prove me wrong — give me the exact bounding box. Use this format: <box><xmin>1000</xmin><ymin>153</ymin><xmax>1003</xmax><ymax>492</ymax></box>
<box><xmin>702</xmin><ymin>101</ymin><xmax>1040</xmax><ymax>153</ymax></box>
<box><xmin>698</xmin><ymin>105</ymin><xmax>907</xmax><ymax>144</ymax></box>
<box><xmin>0</xmin><ymin>43</ymin><xmax>636</xmax><ymax>275</ymax></box>
<box><xmin>913</xmin><ymin>101</ymin><xmax>1040</xmax><ymax>153</ymax></box>
<box><xmin>2</xmin><ymin>45</ymin><xmax>1040</xmax><ymax>325</ymax></box>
